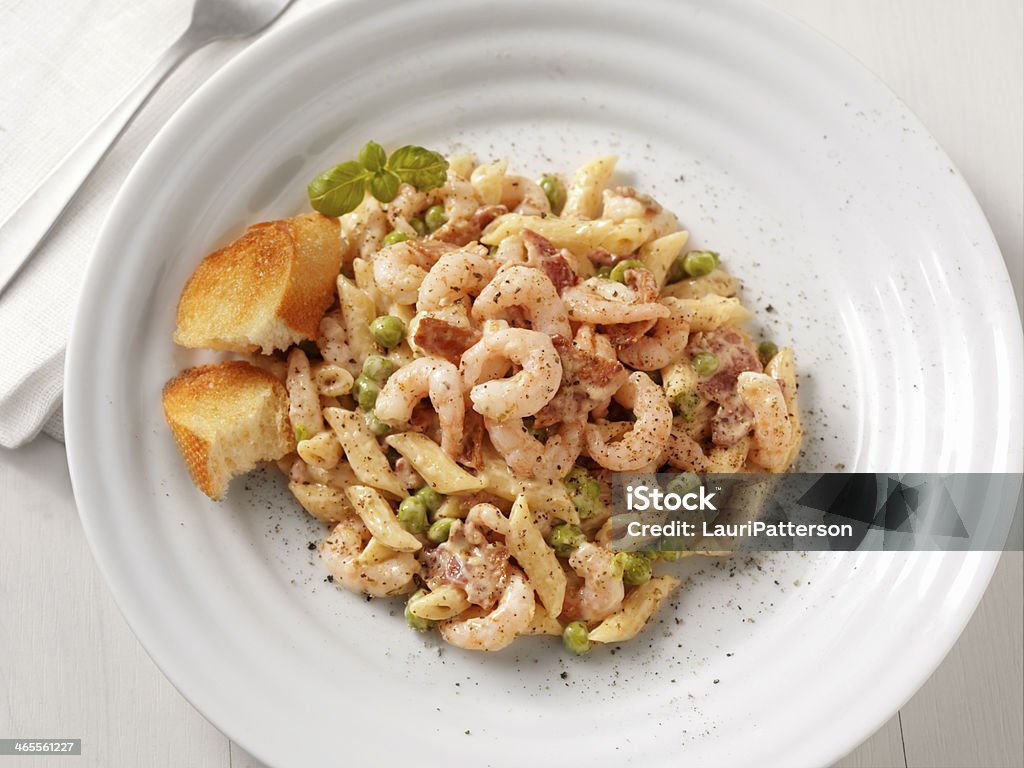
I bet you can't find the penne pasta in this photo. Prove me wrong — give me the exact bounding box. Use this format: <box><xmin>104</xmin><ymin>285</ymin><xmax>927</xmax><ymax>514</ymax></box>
<box><xmin>676</xmin><ymin>294</ymin><xmax>750</xmax><ymax>331</ymax></box>
<box><xmin>288</xmin><ymin>481</ymin><xmax>351</xmax><ymax>524</ymax></box>
<box><xmin>562</xmin><ymin>155</ymin><xmax>617</xmax><ymax>219</ymax></box>
<box><xmin>408</xmin><ymin>585</ymin><xmax>472</xmax><ymax>621</ymax></box>
<box><xmin>296</xmin><ymin>431</ymin><xmax>342</xmax><ymax>470</ymax></box>
<box><xmin>640</xmin><ymin>230</ymin><xmax>690</xmax><ymax>287</ymax></box>
<box><xmin>470</xmin><ymin>158</ymin><xmax>509</xmax><ymax>205</ymax></box>
<box><xmin>447</xmin><ymin>152</ymin><xmax>476</xmax><ymax>180</ymax></box>
<box><xmin>337</xmin><ymin>274</ymin><xmax>382</xmax><ymax>363</ymax></box>
<box><xmin>323</xmin><ymin>407</ymin><xmax>405</xmax><ymax>497</ymax></box>
<box><xmin>588</xmin><ymin>575</ymin><xmax>681</xmax><ymax>643</ymax></box>
<box><xmin>384</xmin><ymin>432</ymin><xmax>485</xmax><ymax>494</ymax></box>
<box><xmin>481</xmin><ymin>213</ymin><xmax>614</xmax><ymax>253</ymax></box>
<box><xmin>345</xmin><ymin>485</ymin><xmax>422</xmax><ymax>552</ymax></box>
<box><xmin>522</xmin><ymin>602</ymin><xmax>564</xmax><ymax>636</ymax></box>
<box><xmin>507</xmin><ymin>495</ymin><xmax>567</xmax><ymax>616</ymax></box>
<box><xmin>477</xmin><ymin>452</ymin><xmax>579</xmax><ymax>525</ymax></box>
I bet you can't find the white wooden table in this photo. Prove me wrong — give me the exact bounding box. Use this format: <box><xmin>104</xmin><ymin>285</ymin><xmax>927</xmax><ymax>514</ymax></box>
<box><xmin>0</xmin><ymin>1</ymin><xmax>1021</xmax><ymax>766</ymax></box>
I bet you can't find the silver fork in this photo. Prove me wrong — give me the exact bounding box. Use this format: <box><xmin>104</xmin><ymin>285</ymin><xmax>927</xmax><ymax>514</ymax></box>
<box><xmin>0</xmin><ymin>0</ymin><xmax>296</xmax><ymax>297</ymax></box>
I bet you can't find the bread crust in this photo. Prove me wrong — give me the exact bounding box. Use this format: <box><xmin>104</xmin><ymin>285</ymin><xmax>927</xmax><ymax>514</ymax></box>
<box><xmin>162</xmin><ymin>361</ymin><xmax>294</xmax><ymax>499</ymax></box>
<box><xmin>174</xmin><ymin>213</ymin><xmax>341</xmax><ymax>353</ymax></box>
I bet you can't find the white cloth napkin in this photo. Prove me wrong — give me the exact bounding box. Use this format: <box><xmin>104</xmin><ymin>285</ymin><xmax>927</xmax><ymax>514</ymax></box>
<box><xmin>0</xmin><ymin>0</ymin><xmax>324</xmax><ymax>448</ymax></box>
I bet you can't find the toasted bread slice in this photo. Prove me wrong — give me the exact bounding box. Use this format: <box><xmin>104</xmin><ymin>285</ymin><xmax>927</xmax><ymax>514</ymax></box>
<box><xmin>174</xmin><ymin>213</ymin><xmax>341</xmax><ymax>354</ymax></box>
<box><xmin>162</xmin><ymin>361</ymin><xmax>295</xmax><ymax>500</ymax></box>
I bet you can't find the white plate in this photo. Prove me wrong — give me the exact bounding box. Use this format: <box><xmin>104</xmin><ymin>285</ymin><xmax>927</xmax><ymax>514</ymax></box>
<box><xmin>65</xmin><ymin>1</ymin><xmax>1023</xmax><ymax>766</ymax></box>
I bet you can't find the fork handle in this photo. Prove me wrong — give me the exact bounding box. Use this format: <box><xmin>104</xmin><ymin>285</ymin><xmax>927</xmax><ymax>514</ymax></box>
<box><xmin>0</xmin><ymin>31</ymin><xmax>201</xmax><ymax>297</ymax></box>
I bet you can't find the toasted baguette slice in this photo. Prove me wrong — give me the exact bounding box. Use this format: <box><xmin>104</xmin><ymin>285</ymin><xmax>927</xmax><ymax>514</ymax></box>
<box><xmin>163</xmin><ymin>361</ymin><xmax>295</xmax><ymax>500</ymax></box>
<box><xmin>174</xmin><ymin>213</ymin><xmax>341</xmax><ymax>354</ymax></box>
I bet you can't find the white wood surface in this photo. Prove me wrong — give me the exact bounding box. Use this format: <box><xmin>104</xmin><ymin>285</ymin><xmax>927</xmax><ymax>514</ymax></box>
<box><xmin>0</xmin><ymin>1</ymin><xmax>1021</xmax><ymax>766</ymax></box>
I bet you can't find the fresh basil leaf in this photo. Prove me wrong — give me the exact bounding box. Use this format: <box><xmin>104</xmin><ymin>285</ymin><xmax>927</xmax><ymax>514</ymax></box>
<box><xmin>308</xmin><ymin>161</ymin><xmax>369</xmax><ymax>217</ymax></box>
<box><xmin>369</xmin><ymin>169</ymin><xmax>401</xmax><ymax>203</ymax></box>
<box><xmin>387</xmin><ymin>145</ymin><xmax>449</xmax><ymax>191</ymax></box>
<box><xmin>359</xmin><ymin>141</ymin><xmax>387</xmax><ymax>172</ymax></box>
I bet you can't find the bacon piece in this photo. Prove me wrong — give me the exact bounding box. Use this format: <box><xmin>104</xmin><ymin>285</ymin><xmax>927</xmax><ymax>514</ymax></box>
<box><xmin>522</xmin><ymin>229</ymin><xmax>578</xmax><ymax>294</ymax></box>
<box><xmin>534</xmin><ymin>335</ymin><xmax>630</xmax><ymax>428</ymax></box>
<box><xmin>432</xmin><ymin>205</ymin><xmax>509</xmax><ymax>246</ymax></box>
<box><xmin>420</xmin><ymin>525</ymin><xmax>510</xmax><ymax>609</ymax></box>
<box><xmin>411</xmin><ymin>316</ymin><xmax>482</xmax><ymax>365</ymax></box>
<box><xmin>687</xmin><ymin>328</ymin><xmax>762</xmax><ymax>446</ymax></box>
<box><xmin>602</xmin><ymin>268</ymin><xmax>661</xmax><ymax>344</ymax></box>
<box><xmin>458</xmin><ymin>409</ymin><xmax>485</xmax><ymax>469</ymax></box>
<box><xmin>585</xmin><ymin>247</ymin><xmax>617</xmax><ymax>267</ymax></box>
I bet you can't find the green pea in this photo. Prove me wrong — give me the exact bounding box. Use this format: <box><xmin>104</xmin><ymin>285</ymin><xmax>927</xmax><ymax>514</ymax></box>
<box><xmin>609</xmin><ymin>258</ymin><xmax>647</xmax><ymax>283</ymax></box>
<box><xmin>293</xmin><ymin>423</ymin><xmax>309</xmax><ymax>443</ymax></box>
<box><xmin>562</xmin><ymin>621</ymin><xmax>592</xmax><ymax>655</ymax></box>
<box><xmin>409</xmin><ymin>216</ymin><xmax>428</xmax><ymax>237</ymax></box>
<box><xmin>427</xmin><ymin>517</ymin><xmax>455</xmax><ymax>544</ymax></box>
<box><xmin>596</xmin><ymin>265</ymin><xmax>613</xmax><ymax>279</ymax></box>
<box><xmin>666</xmin><ymin>254</ymin><xmax>687</xmax><ymax>284</ymax></box>
<box><xmin>673</xmin><ymin>390</ymin><xmax>702</xmax><ymax>420</ymax></box>
<box><xmin>487</xmin><ymin>244</ymin><xmax>500</xmax><ymax>257</ymax></box>
<box><xmin>563</xmin><ymin>466</ymin><xmax>603</xmax><ymax>520</ymax></box>
<box><xmin>370</xmin><ymin>315</ymin><xmax>406</xmax><ymax>349</ymax></box>
<box><xmin>758</xmin><ymin>341</ymin><xmax>779</xmax><ymax>366</ymax></box>
<box><xmin>397</xmin><ymin>496</ymin><xmax>429</xmax><ymax>533</ymax></box>
<box><xmin>353</xmin><ymin>375</ymin><xmax>380</xmax><ymax>411</ymax></box>
<box><xmin>415</xmin><ymin>486</ymin><xmax>444</xmax><ymax>514</ymax></box>
<box><xmin>405</xmin><ymin>589</ymin><xmax>433</xmax><ymax>632</ymax></box>
<box><xmin>546</xmin><ymin>523</ymin><xmax>584</xmax><ymax>557</ymax></box>
<box><xmin>691</xmin><ymin>351</ymin><xmax>719</xmax><ymax>377</ymax></box>
<box><xmin>682</xmin><ymin>250</ymin><xmax>719</xmax><ymax>278</ymax></box>
<box><xmin>612</xmin><ymin>552</ymin><xmax>653</xmax><ymax>585</ymax></box>
<box><xmin>537</xmin><ymin>174</ymin><xmax>566</xmax><ymax>213</ymax></box>
<box><xmin>362</xmin><ymin>354</ymin><xmax>397</xmax><ymax>383</ymax></box>
<box><xmin>424</xmin><ymin>205</ymin><xmax>448</xmax><ymax>232</ymax></box>
<box><xmin>666</xmin><ymin>473</ymin><xmax>701</xmax><ymax>499</ymax></box>
<box><xmin>363</xmin><ymin>410</ymin><xmax>393</xmax><ymax>436</ymax></box>
<box><xmin>382</xmin><ymin>230</ymin><xmax>409</xmax><ymax>247</ymax></box>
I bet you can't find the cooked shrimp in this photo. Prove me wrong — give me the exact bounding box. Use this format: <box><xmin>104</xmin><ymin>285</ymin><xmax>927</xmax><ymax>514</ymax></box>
<box><xmin>565</xmin><ymin>542</ymin><xmax>624</xmax><ymax>622</ymax></box>
<box><xmin>585</xmin><ymin>372</ymin><xmax>673</xmax><ymax>471</ymax></box>
<box><xmin>491</xmin><ymin>233</ymin><xmax>526</xmax><ymax>265</ymax></box>
<box><xmin>500</xmin><ymin>175</ymin><xmax>552</xmax><ymax>216</ymax></box>
<box><xmin>562</xmin><ymin>276</ymin><xmax>671</xmax><ymax>325</ymax></box>
<box><xmin>461</xmin><ymin>327</ymin><xmax>562</xmax><ymax>420</ymax></box>
<box><xmin>429</xmin><ymin>171</ymin><xmax>482</xmax><ymax>244</ymax></box>
<box><xmin>464</xmin><ymin>502</ymin><xmax>510</xmax><ymax>541</ymax></box>
<box><xmin>601</xmin><ymin>185</ymin><xmax>678</xmax><ymax>237</ymax></box>
<box><xmin>439</xmin><ymin>568</ymin><xmax>535</xmax><ymax>651</ymax></box>
<box><xmin>472</xmin><ymin>264</ymin><xmax>572</xmax><ymax>338</ymax></box>
<box><xmin>373</xmin><ymin>240</ymin><xmax>454</xmax><ymax>305</ymax></box>
<box><xmin>417</xmin><ymin>246</ymin><xmax>496</xmax><ymax>312</ymax></box>
<box><xmin>286</xmin><ymin>348</ymin><xmax>324</xmax><ymax>437</ymax></box>
<box><xmin>485</xmin><ymin>417</ymin><xmax>584</xmax><ymax>480</ymax></box>
<box><xmin>665</xmin><ymin>430</ymin><xmax>709</xmax><ymax>472</ymax></box>
<box><xmin>340</xmin><ymin>197</ymin><xmax>389</xmax><ymax>260</ymax></box>
<box><xmin>616</xmin><ymin>297</ymin><xmax>691</xmax><ymax>370</ymax></box>
<box><xmin>736</xmin><ymin>372</ymin><xmax>793</xmax><ymax>472</ymax></box>
<box><xmin>321</xmin><ymin>516</ymin><xmax>420</xmax><ymax>598</ymax></box>
<box><xmin>386</xmin><ymin>182</ymin><xmax>431</xmax><ymax>232</ymax></box>
<box><xmin>375</xmin><ymin>357</ymin><xmax>465</xmax><ymax>458</ymax></box>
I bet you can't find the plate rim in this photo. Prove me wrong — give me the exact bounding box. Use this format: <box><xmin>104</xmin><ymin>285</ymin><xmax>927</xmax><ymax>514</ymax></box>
<box><xmin>65</xmin><ymin>0</ymin><xmax>1020</xmax><ymax>765</ymax></box>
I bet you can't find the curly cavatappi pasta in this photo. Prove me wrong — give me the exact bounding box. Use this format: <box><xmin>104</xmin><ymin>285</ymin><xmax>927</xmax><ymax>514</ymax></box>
<box><xmin>262</xmin><ymin>152</ymin><xmax>800</xmax><ymax>652</ymax></box>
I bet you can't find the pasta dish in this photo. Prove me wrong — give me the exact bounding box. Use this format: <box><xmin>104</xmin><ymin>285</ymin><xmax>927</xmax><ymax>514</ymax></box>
<box><xmin>162</xmin><ymin>143</ymin><xmax>802</xmax><ymax>654</ymax></box>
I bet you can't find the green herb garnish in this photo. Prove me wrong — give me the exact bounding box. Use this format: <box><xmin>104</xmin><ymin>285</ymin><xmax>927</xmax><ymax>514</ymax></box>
<box><xmin>308</xmin><ymin>141</ymin><xmax>449</xmax><ymax>217</ymax></box>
